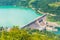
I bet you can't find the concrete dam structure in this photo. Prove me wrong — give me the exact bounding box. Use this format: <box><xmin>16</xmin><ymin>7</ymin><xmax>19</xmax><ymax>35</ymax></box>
<box><xmin>23</xmin><ymin>14</ymin><xmax>47</xmax><ymax>30</ymax></box>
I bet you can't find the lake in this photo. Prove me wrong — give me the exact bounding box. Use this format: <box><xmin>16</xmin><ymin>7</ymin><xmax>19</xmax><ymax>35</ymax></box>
<box><xmin>0</xmin><ymin>6</ymin><xmax>42</xmax><ymax>28</ymax></box>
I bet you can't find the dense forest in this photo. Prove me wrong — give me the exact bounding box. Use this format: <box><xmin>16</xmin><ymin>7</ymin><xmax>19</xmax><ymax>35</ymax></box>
<box><xmin>0</xmin><ymin>0</ymin><xmax>60</xmax><ymax>23</ymax></box>
<box><xmin>0</xmin><ymin>26</ymin><xmax>60</xmax><ymax>40</ymax></box>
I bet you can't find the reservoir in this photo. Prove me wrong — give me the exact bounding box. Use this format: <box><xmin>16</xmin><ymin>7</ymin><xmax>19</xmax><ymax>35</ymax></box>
<box><xmin>0</xmin><ymin>6</ymin><xmax>42</xmax><ymax>28</ymax></box>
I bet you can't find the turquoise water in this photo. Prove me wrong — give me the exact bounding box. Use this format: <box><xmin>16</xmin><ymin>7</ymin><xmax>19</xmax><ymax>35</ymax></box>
<box><xmin>0</xmin><ymin>6</ymin><xmax>42</xmax><ymax>28</ymax></box>
<box><xmin>54</xmin><ymin>27</ymin><xmax>60</xmax><ymax>34</ymax></box>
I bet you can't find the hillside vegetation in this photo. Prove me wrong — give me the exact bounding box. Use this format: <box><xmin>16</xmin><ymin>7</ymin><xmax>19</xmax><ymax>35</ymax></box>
<box><xmin>0</xmin><ymin>26</ymin><xmax>60</xmax><ymax>40</ymax></box>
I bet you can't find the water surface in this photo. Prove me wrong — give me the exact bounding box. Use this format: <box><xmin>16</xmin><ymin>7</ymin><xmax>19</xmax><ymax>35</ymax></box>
<box><xmin>54</xmin><ymin>27</ymin><xmax>60</xmax><ymax>34</ymax></box>
<box><xmin>0</xmin><ymin>6</ymin><xmax>42</xmax><ymax>28</ymax></box>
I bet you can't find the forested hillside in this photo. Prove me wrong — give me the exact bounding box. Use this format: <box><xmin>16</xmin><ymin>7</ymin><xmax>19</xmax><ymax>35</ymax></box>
<box><xmin>0</xmin><ymin>26</ymin><xmax>60</xmax><ymax>40</ymax></box>
<box><xmin>0</xmin><ymin>0</ymin><xmax>60</xmax><ymax>23</ymax></box>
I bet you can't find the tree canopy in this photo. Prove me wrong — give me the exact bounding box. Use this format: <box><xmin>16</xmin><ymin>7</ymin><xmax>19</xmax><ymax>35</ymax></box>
<box><xmin>0</xmin><ymin>26</ymin><xmax>60</xmax><ymax>40</ymax></box>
